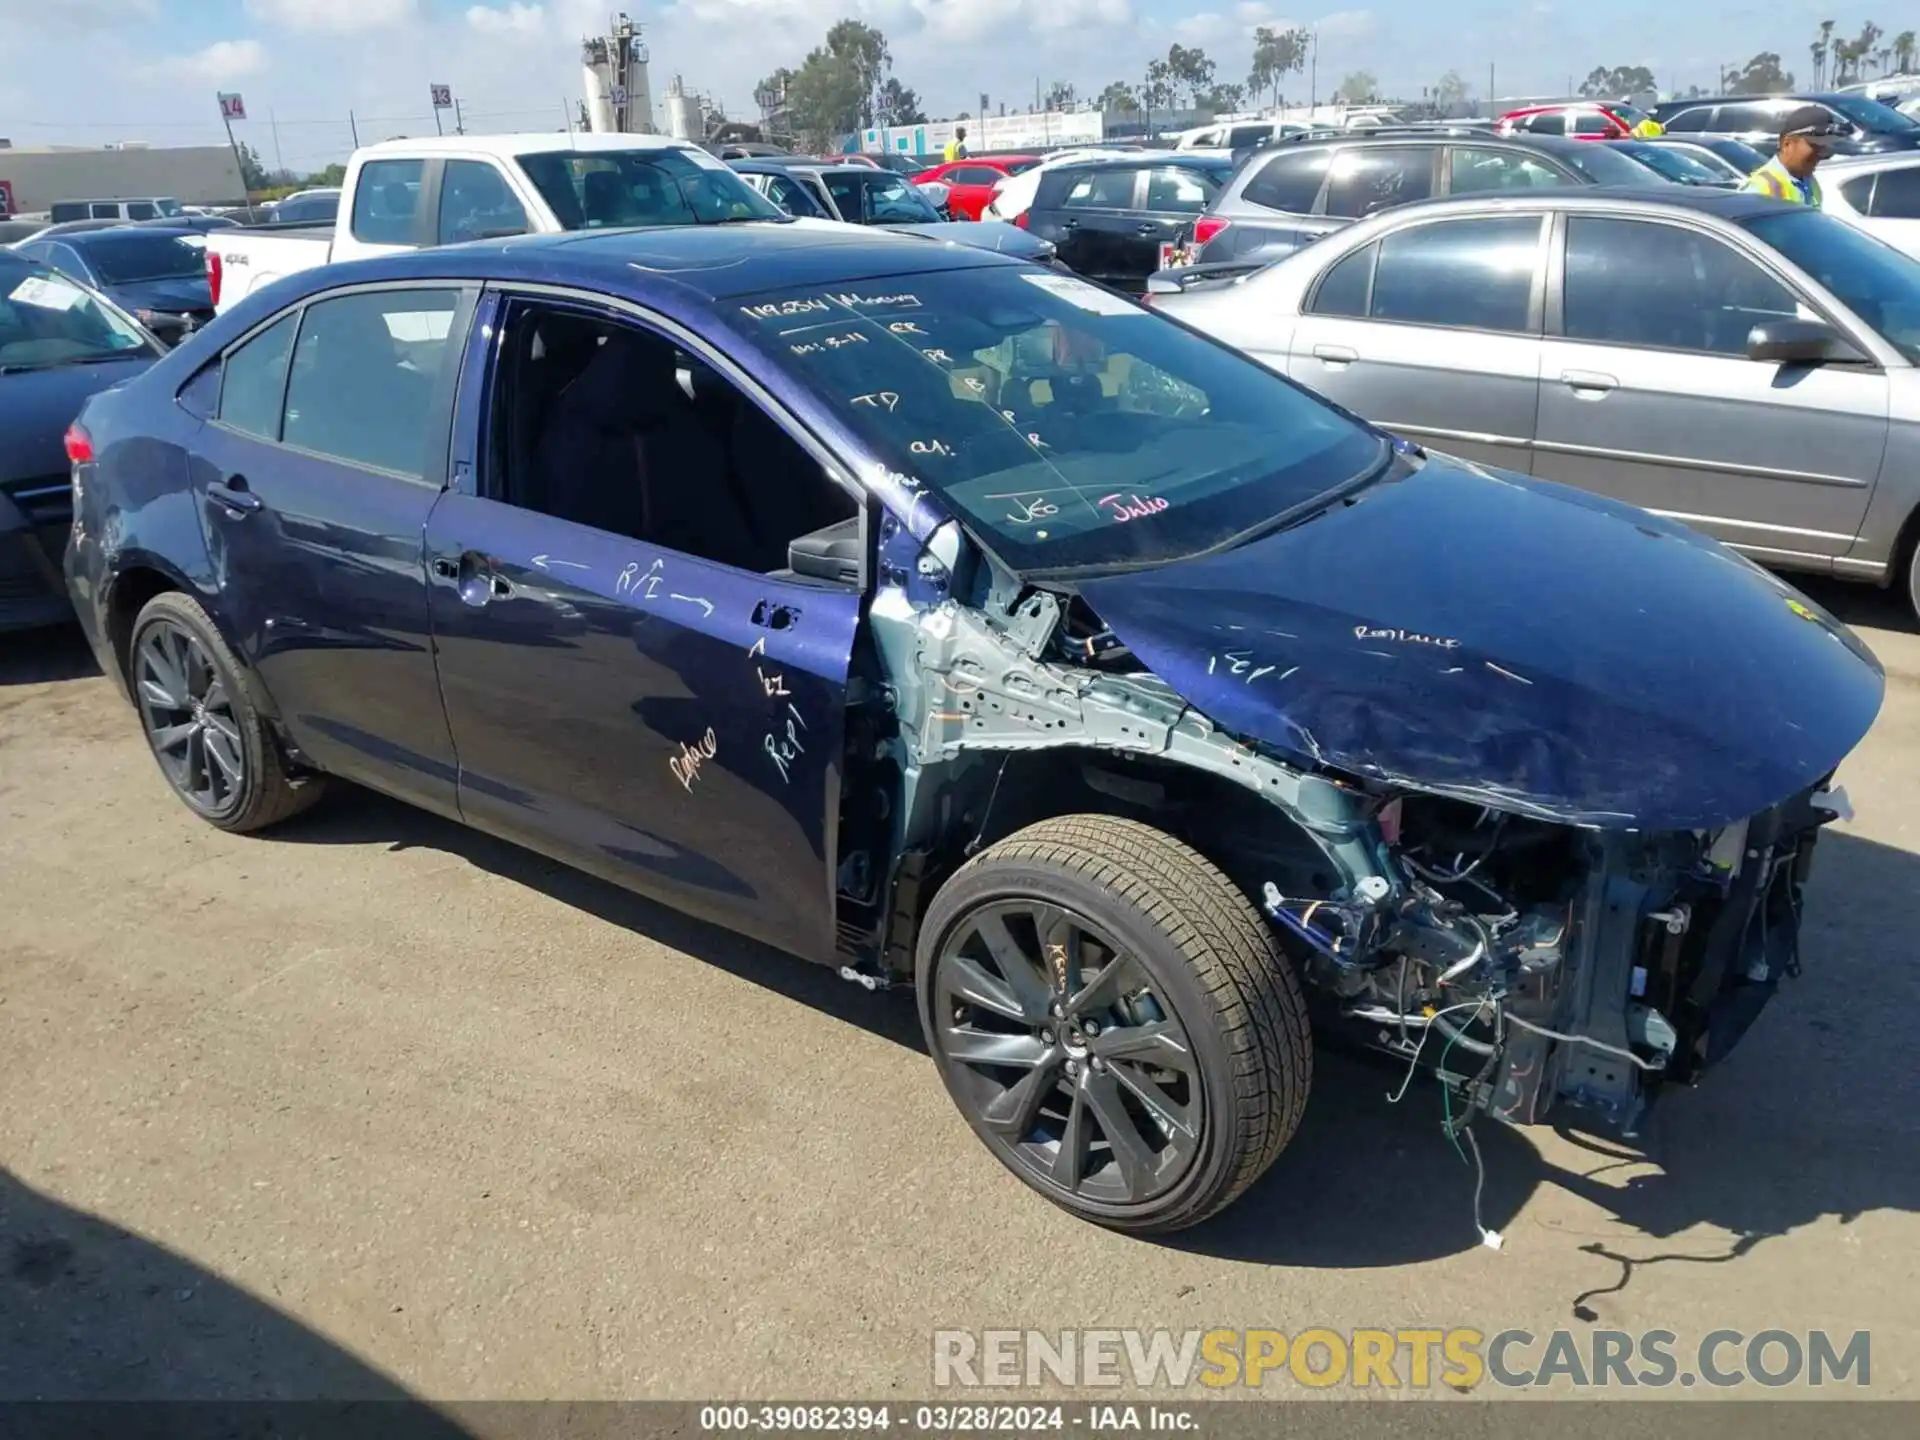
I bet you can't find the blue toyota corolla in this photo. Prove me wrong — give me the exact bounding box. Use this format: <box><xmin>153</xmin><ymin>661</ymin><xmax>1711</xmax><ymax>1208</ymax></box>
<box><xmin>64</xmin><ymin>225</ymin><xmax>1882</xmax><ymax>1232</ymax></box>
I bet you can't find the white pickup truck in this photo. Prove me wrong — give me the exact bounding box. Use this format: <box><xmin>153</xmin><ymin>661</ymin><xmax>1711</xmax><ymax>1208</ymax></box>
<box><xmin>205</xmin><ymin>131</ymin><xmax>773</xmax><ymax>313</ymax></box>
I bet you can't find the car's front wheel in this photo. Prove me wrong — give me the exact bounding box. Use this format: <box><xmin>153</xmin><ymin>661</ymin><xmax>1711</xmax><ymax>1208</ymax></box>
<box><xmin>916</xmin><ymin>815</ymin><xmax>1311</xmax><ymax>1232</ymax></box>
<box><xmin>128</xmin><ymin>590</ymin><xmax>324</xmax><ymax>832</ymax></box>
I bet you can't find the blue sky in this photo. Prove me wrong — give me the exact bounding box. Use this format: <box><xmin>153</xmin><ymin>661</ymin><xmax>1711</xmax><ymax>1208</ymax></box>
<box><xmin>0</xmin><ymin>1</ymin><xmax>1893</xmax><ymax>170</ymax></box>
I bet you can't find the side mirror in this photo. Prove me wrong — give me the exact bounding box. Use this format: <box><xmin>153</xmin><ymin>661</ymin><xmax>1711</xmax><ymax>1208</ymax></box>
<box><xmin>1746</xmin><ymin>318</ymin><xmax>1870</xmax><ymax>365</ymax></box>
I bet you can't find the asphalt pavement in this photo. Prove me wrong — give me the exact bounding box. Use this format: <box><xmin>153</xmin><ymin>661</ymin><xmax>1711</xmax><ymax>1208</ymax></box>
<box><xmin>2</xmin><ymin>578</ymin><xmax>1916</xmax><ymax>1404</ymax></box>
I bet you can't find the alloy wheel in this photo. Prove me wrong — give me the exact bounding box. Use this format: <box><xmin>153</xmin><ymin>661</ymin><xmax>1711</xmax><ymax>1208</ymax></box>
<box><xmin>930</xmin><ymin>900</ymin><xmax>1203</xmax><ymax>1206</ymax></box>
<box><xmin>135</xmin><ymin>619</ymin><xmax>246</xmax><ymax>815</ymax></box>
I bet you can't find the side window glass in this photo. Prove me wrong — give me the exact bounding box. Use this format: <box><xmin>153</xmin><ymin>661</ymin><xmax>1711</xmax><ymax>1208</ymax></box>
<box><xmin>1840</xmin><ymin>175</ymin><xmax>1877</xmax><ymax>214</ymax></box>
<box><xmin>1228</xmin><ymin>125</ymin><xmax>1270</xmax><ymax>150</ymax></box>
<box><xmin>1663</xmin><ymin>108</ymin><xmax>1708</xmax><ymax>134</ymax></box>
<box><xmin>1370</xmin><ymin>216</ymin><xmax>1540</xmax><ymax>332</ymax></box>
<box><xmin>1572</xmin><ymin>112</ymin><xmax>1612</xmax><ymax>136</ymax></box>
<box><xmin>1062</xmin><ymin>168</ymin><xmax>1138</xmax><ymax>209</ymax></box>
<box><xmin>126</xmin><ymin>202</ymin><xmax>157</xmax><ymax>221</ymax></box>
<box><xmin>1144</xmin><ymin>167</ymin><xmax>1215</xmax><ymax>213</ymax></box>
<box><xmin>90</xmin><ymin>203</ymin><xmax>119</xmax><ymax>219</ymax></box>
<box><xmin>1869</xmin><ymin>167</ymin><xmax>1920</xmax><ymax>218</ymax></box>
<box><xmin>1323</xmin><ymin>148</ymin><xmax>1433</xmax><ymax>219</ymax></box>
<box><xmin>1309</xmin><ymin>242</ymin><xmax>1374</xmax><ymax>317</ymax></box>
<box><xmin>1563</xmin><ymin>217</ymin><xmax>1798</xmax><ymax>355</ymax></box>
<box><xmin>1449</xmin><ymin>147</ymin><xmax>1566</xmax><ymax>193</ymax></box>
<box><xmin>281</xmin><ymin>289</ymin><xmax>460</xmax><ymax>475</ymax></box>
<box><xmin>217</xmin><ymin>313</ymin><xmax>298</xmax><ymax>441</ymax></box>
<box><xmin>1717</xmin><ymin>104</ymin><xmax>1765</xmax><ymax>132</ymax></box>
<box><xmin>947</xmin><ymin>166</ymin><xmax>997</xmax><ymax>185</ymax></box>
<box><xmin>1240</xmin><ymin>152</ymin><xmax>1330</xmax><ymax>214</ymax></box>
<box><xmin>490</xmin><ymin>303</ymin><xmax>858</xmax><ymax>575</ymax></box>
<box><xmin>351</xmin><ymin>159</ymin><xmax>425</xmax><ymax>246</ymax></box>
<box><xmin>1526</xmin><ymin>113</ymin><xmax>1566</xmax><ymax>136</ymax></box>
<box><xmin>436</xmin><ymin>160</ymin><xmax>528</xmax><ymax>244</ymax></box>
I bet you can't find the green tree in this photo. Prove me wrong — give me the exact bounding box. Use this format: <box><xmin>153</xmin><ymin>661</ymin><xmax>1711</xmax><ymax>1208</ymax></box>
<box><xmin>1894</xmin><ymin>30</ymin><xmax>1917</xmax><ymax>74</ymax></box>
<box><xmin>1142</xmin><ymin>58</ymin><xmax>1176</xmax><ymax>123</ymax></box>
<box><xmin>1832</xmin><ymin>22</ymin><xmax>1883</xmax><ymax>86</ymax></box>
<box><xmin>1095</xmin><ymin>81</ymin><xmax>1138</xmax><ymax>117</ymax></box>
<box><xmin>306</xmin><ymin>161</ymin><xmax>347</xmax><ymax>187</ymax></box>
<box><xmin>877</xmin><ymin>77</ymin><xmax>925</xmax><ymax>126</ymax></box>
<box><xmin>1579</xmin><ymin>64</ymin><xmax>1656</xmax><ymax>98</ymax></box>
<box><xmin>1043</xmin><ymin>80</ymin><xmax>1076</xmax><ymax>111</ymax></box>
<box><xmin>1163</xmin><ymin>43</ymin><xmax>1216</xmax><ymax>107</ymax></box>
<box><xmin>753</xmin><ymin>66</ymin><xmax>796</xmax><ymax>120</ymax></box>
<box><xmin>1247</xmin><ymin>25</ymin><xmax>1309</xmax><ymax>108</ymax></box>
<box><xmin>1723</xmin><ymin>52</ymin><xmax>1793</xmax><ymax>94</ymax></box>
<box><xmin>235</xmin><ymin>141</ymin><xmax>269</xmax><ymax>192</ymax></box>
<box><xmin>781</xmin><ymin>20</ymin><xmax>901</xmax><ymax>147</ymax></box>
<box><xmin>1812</xmin><ymin>18</ymin><xmax>1836</xmax><ymax>90</ymax></box>
<box><xmin>1431</xmin><ymin>69</ymin><xmax>1468</xmax><ymax>115</ymax></box>
<box><xmin>1335</xmin><ymin>71</ymin><xmax>1378</xmax><ymax>103</ymax></box>
<box><xmin>1198</xmin><ymin>82</ymin><xmax>1245</xmax><ymax>117</ymax></box>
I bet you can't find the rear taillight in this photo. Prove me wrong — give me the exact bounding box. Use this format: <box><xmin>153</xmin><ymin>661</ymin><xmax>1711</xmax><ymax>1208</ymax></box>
<box><xmin>206</xmin><ymin>249</ymin><xmax>222</xmax><ymax>307</ymax></box>
<box><xmin>1012</xmin><ymin>210</ymin><xmax>1029</xmax><ymax>228</ymax></box>
<box><xmin>64</xmin><ymin>424</ymin><xmax>95</xmax><ymax>465</ymax></box>
<box><xmin>1193</xmin><ymin>216</ymin><xmax>1230</xmax><ymax>247</ymax></box>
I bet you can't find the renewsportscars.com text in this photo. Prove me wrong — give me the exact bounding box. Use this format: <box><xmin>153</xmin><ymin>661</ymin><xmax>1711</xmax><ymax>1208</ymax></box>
<box><xmin>932</xmin><ymin>1328</ymin><xmax>1871</xmax><ymax>1391</ymax></box>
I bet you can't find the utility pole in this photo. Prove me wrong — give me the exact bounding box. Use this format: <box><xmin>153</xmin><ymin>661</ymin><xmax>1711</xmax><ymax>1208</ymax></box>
<box><xmin>1309</xmin><ymin>31</ymin><xmax>1318</xmax><ymax>111</ymax></box>
<box><xmin>454</xmin><ymin>98</ymin><xmax>465</xmax><ymax>136</ymax></box>
<box><xmin>216</xmin><ymin>95</ymin><xmax>248</xmax><ymax>203</ymax></box>
<box><xmin>432</xmin><ymin>100</ymin><xmax>443</xmax><ymax>136</ymax></box>
<box><xmin>269</xmin><ymin>107</ymin><xmax>284</xmax><ymax>176</ymax></box>
<box><xmin>348</xmin><ymin>110</ymin><xmax>360</xmax><ymax>147</ymax></box>
<box><xmin>561</xmin><ymin>96</ymin><xmax>574</xmax><ymax>133</ymax></box>
<box><xmin>1488</xmin><ymin>62</ymin><xmax>1496</xmax><ymax>109</ymax></box>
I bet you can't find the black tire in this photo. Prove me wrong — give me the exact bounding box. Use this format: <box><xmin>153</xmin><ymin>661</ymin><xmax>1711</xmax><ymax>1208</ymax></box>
<box><xmin>128</xmin><ymin>590</ymin><xmax>324</xmax><ymax>832</ymax></box>
<box><xmin>916</xmin><ymin>814</ymin><xmax>1311</xmax><ymax>1233</ymax></box>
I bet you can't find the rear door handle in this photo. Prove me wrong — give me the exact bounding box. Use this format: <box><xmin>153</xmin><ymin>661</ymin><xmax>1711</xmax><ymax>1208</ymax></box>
<box><xmin>208</xmin><ymin>476</ymin><xmax>261</xmax><ymax>515</ymax></box>
<box><xmin>1135</xmin><ymin>223</ymin><xmax>1161</xmax><ymax>235</ymax></box>
<box><xmin>1561</xmin><ymin>369</ymin><xmax>1618</xmax><ymax>395</ymax></box>
<box><xmin>1312</xmin><ymin>344</ymin><xmax>1358</xmax><ymax>366</ymax></box>
<box><xmin>434</xmin><ymin>550</ymin><xmax>510</xmax><ymax>607</ymax></box>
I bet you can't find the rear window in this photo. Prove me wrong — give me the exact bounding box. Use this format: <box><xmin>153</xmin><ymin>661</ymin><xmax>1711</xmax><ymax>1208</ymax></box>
<box><xmin>1241</xmin><ymin>151</ymin><xmax>1330</xmax><ymax>214</ymax></box>
<box><xmin>0</xmin><ymin>263</ymin><xmax>154</xmax><ymax>371</ymax></box>
<box><xmin>733</xmin><ymin>266</ymin><xmax>1382</xmax><ymax>575</ymax></box>
<box><xmin>518</xmin><ymin>147</ymin><xmax>782</xmax><ymax>228</ymax></box>
<box><xmin>1056</xmin><ymin>167</ymin><xmax>1138</xmax><ymax>210</ymax></box>
<box><xmin>76</xmin><ymin>233</ymin><xmax>207</xmax><ymax>285</ymax></box>
<box><xmin>351</xmin><ymin>158</ymin><xmax>424</xmax><ymax>245</ymax></box>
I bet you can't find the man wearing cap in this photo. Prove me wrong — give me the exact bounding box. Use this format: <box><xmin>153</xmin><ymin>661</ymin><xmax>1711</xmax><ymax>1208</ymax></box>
<box><xmin>1742</xmin><ymin>105</ymin><xmax>1840</xmax><ymax>207</ymax></box>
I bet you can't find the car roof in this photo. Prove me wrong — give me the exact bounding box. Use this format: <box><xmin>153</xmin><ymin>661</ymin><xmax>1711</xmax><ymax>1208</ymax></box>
<box><xmin>355</xmin><ymin>131</ymin><xmax>703</xmax><ymax>159</ymax></box>
<box><xmin>1366</xmin><ymin>185</ymin><xmax>1789</xmax><ymax>222</ymax></box>
<box><xmin>271</xmin><ymin>220</ymin><xmax>1012</xmax><ymax>309</ymax></box>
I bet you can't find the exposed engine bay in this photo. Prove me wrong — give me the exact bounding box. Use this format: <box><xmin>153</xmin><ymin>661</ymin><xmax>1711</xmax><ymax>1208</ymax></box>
<box><xmin>850</xmin><ymin>520</ymin><xmax>1854</xmax><ymax>1157</ymax></box>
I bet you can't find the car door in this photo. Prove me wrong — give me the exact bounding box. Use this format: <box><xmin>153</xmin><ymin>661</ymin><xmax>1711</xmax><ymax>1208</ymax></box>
<box><xmin>1533</xmin><ymin>213</ymin><xmax>1887</xmax><ymax>565</ymax></box>
<box><xmin>1843</xmin><ymin>166</ymin><xmax>1920</xmax><ymax>259</ymax></box>
<box><xmin>938</xmin><ymin>164</ymin><xmax>1003</xmax><ymax>220</ymax></box>
<box><xmin>1284</xmin><ymin>212</ymin><xmax>1548</xmax><ymax>469</ymax></box>
<box><xmin>1032</xmin><ymin>166</ymin><xmax>1147</xmax><ymax>285</ymax></box>
<box><xmin>1211</xmin><ymin>148</ymin><xmax>1337</xmax><ymax>265</ymax></box>
<box><xmin>420</xmin><ymin>293</ymin><xmax>864</xmax><ymax>962</ymax></box>
<box><xmin>1134</xmin><ymin>165</ymin><xmax>1225</xmax><ymax>282</ymax></box>
<box><xmin>187</xmin><ymin>283</ymin><xmax>474</xmax><ymax>816</ymax></box>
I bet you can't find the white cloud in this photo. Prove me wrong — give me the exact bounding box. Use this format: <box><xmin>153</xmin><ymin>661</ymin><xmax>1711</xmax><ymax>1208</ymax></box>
<box><xmin>467</xmin><ymin>2</ymin><xmax>547</xmax><ymax>34</ymax></box>
<box><xmin>246</xmin><ymin>0</ymin><xmax>418</xmax><ymax>33</ymax></box>
<box><xmin>1314</xmin><ymin>8</ymin><xmax>1376</xmax><ymax>43</ymax></box>
<box><xmin>144</xmin><ymin>38</ymin><xmax>270</xmax><ymax>87</ymax></box>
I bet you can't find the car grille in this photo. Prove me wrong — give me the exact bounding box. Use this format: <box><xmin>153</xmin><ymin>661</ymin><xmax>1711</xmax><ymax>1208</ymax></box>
<box><xmin>1</xmin><ymin>472</ymin><xmax>72</xmax><ymax>529</ymax></box>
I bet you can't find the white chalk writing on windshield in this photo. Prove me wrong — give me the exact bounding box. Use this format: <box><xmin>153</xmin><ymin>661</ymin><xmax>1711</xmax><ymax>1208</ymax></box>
<box><xmin>852</xmin><ymin>391</ymin><xmax>901</xmax><ymax>411</ymax></box>
<box><xmin>1099</xmin><ymin>493</ymin><xmax>1170</xmax><ymax>523</ymax></box>
<box><xmin>743</xmin><ymin>298</ymin><xmax>830</xmax><ymax>320</ymax></box>
<box><xmin>910</xmin><ymin>440</ymin><xmax>954</xmax><ymax>457</ymax></box>
<box><xmin>826</xmin><ymin>291</ymin><xmax>920</xmax><ymax>309</ymax></box>
<box><xmin>1003</xmin><ymin>496</ymin><xmax>1058</xmax><ymax>525</ymax></box>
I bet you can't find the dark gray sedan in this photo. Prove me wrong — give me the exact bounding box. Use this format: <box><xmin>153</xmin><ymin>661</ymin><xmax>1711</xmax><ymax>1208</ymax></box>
<box><xmin>1154</xmin><ymin>187</ymin><xmax>1920</xmax><ymax>613</ymax></box>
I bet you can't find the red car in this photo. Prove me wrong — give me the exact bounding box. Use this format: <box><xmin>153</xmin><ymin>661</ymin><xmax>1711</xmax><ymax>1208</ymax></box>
<box><xmin>1494</xmin><ymin>101</ymin><xmax>1663</xmax><ymax>139</ymax></box>
<box><xmin>910</xmin><ymin>155</ymin><xmax>1041</xmax><ymax>220</ymax></box>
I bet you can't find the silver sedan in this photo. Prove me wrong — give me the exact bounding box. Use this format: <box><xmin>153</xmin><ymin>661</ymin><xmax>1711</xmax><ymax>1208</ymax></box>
<box><xmin>1153</xmin><ymin>186</ymin><xmax>1920</xmax><ymax>614</ymax></box>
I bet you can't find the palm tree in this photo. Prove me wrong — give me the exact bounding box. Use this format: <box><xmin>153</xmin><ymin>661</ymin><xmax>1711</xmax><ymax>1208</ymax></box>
<box><xmin>1895</xmin><ymin>30</ymin><xmax>1918</xmax><ymax>76</ymax></box>
<box><xmin>1816</xmin><ymin>19</ymin><xmax>1836</xmax><ymax>88</ymax></box>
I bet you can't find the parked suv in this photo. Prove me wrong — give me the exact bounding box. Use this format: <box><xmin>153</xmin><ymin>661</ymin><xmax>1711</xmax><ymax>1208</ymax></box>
<box><xmin>1171</xmin><ymin>133</ymin><xmax>1665</xmax><ymax>270</ymax></box>
<box><xmin>1021</xmin><ymin>153</ymin><xmax>1235</xmax><ymax>291</ymax></box>
<box><xmin>1649</xmin><ymin>93</ymin><xmax>1920</xmax><ymax>156</ymax></box>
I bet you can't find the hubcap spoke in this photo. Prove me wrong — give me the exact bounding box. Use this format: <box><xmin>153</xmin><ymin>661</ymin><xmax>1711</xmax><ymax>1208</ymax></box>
<box><xmin>943</xmin><ymin>953</ymin><xmax>1028</xmax><ymax>1024</ymax></box>
<box><xmin>1109</xmin><ymin>1059</ymin><xmax>1199</xmax><ymax>1140</ymax></box>
<box><xmin>972</xmin><ymin>912</ymin><xmax>1053</xmax><ymax>1021</ymax></box>
<box><xmin>1065</xmin><ymin>951</ymin><xmax>1138</xmax><ymax>1018</ymax></box>
<box><xmin>1090</xmin><ymin>1018</ymin><xmax>1191</xmax><ymax>1068</ymax></box>
<box><xmin>201</xmin><ymin>676</ymin><xmax>230</xmax><ymax>716</ymax></box>
<box><xmin>942</xmin><ymin>1028</ymin><xmax>1052</xmax><ymax>1069</ymax></box>
<box><xmin>980</xmin><ymin>1059</ymin><xmax>1062</xmax><ymax>1139</ymax></box>
<box><xmin>203</xmin><ymin>728</ymin><xmax>242</xmax><ymax>787</ymax></box>
<box><xmin>138</xmin><ymin>636</ymin><xmax>188</xmax><ymax>709</ymax></box>
<box><xmin>1052</xmin><ymin>1081</ymin><xmax>1090</xmax><ymax>1190</ymax></box>
<box><xmin>148</xmin><ymin>721</ymin><xmax>196</xmax><ymax>755</ymax></box>
<box><xmin>1083</xmin><ymin>1069</ymin><xmax>1159</xmax><ymax>1196</ymax></box>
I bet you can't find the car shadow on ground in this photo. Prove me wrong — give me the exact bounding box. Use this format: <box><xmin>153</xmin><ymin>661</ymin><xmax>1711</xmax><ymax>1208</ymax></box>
<box><xmin>1796</xmin><ymin>574</ymin><xmax>1916</xmax><ymax>637</ymax></box>
<box><xmin>0</xmin><ymin>1168</ymin><xmax>470</xmax><ymax>1422</ymax></box>
<box><xmin>0</xmin><ymin>624</ymin><xmax>101</xmax><ymax>687</ymax></box>
<box><xmin>268</xmin><ymin>783</ymin><xmax>1920</xmax><ymax>1279</ymax></box>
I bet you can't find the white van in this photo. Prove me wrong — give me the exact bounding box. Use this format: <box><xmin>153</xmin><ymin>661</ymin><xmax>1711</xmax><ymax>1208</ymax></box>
<box><xmin>48</xmin><ymin>197</ymin><xmax>186</xmax><ymax>224</ymax></box>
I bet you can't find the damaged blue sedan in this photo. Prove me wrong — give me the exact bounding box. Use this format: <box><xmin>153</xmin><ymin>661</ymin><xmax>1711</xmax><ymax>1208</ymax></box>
<box><xmin>65</xmin><ymin>225</ymin><xmax>1882</xmax><ymax>1232</ymax></box>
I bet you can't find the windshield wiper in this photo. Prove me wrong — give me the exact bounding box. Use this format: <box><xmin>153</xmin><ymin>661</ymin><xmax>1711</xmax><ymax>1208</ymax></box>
<box><xmin>700</xmin><ymin>213</ymin><xmax>793</xmax><ymax>226</ymax></box>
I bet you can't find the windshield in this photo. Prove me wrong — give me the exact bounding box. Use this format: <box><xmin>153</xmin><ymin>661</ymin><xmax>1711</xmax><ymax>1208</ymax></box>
<box><xmin>80</xmin><ymin>233</ymin><xmax>208</xmax><ymax>284</ymax></box>
<box><xmin>733</xmin><ymin>266</ymin><xmax>1384</xmax><ymax>574</ymax></box>
<box><xmin>517</xmin><ymin>147</ymin><xmax>786</xmax><ymax>229</ymax></box>
<box><xmin>1746</xmin><ymin>209</ymin><xmax>1920</xmax><ymax>362</ymax></box>
<box><xmin>0</xmin><ymin>264</ymin><xmax>157</xmax><ymax>370</ymax></box>
<box><xmin>1556</xmin><ymin>141</ymin><xmax>1675</xmax><ymax>186</ymax></box>
<box><xmin>1826</xmin><ymin>95</ymin><xmax>1920</xmax><ymax>134</ymax></box>
<box><xmin>1609</xmin><ymin>103</ymin><xmax>1655</xmax><ymax>129</ymax></box>
<box><xmin>155</xmin><ymin>198</ymin><xmax>184</xmax><ymax>217</ymax></box>
<box><xmin>1611</xmin><ymin>142</ymin><xmax>1730</xmax><ymax>185</ymax></box>
<box><xmin>824</xmin><ymin>171</ymin><xmax>942</xmax><ymax>224</ymax></box>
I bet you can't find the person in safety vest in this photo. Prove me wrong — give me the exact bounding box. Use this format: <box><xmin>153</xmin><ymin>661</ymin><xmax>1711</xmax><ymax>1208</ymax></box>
<box><xmin>943</xmin><ymin>126</ymin><xmax>969</xmax><ymax>163</ymax></box>
<box><xmin>1742</xmin><ymin>106</ymin><xmax>1841</xmax><ymax>207</ymax></box>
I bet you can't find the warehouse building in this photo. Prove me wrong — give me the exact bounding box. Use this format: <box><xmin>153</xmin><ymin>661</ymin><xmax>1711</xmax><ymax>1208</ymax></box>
<box><xmin>0</xmin><ymin>142</ymin><xmax>246</xmax><ymax>216</ymax></box>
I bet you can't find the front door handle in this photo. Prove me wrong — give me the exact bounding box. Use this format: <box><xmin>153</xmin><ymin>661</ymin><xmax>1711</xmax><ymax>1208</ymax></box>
<box><xmin>434</xmin><ymin>550</ymin><xmax>508</xmax><ymax>607</ymax></box>
<box><xmin>1312</xmin><ymin>343</ymin><xmax>1358</xmax><ymax>367</ymax></box>
<box><xmin>1561</xmin><ymin>369</ymin><xmax>1618</xmax><ymax>396</ymax></box>
<box><xmin>208</xmin><ymin>476</ymin><xmax>261</xmax><ymax>515</ymax></box>
<box><xmin>1135</xmin><ymin>223</ymin><xmax>1161</xmax><ymax>235</ymax></box>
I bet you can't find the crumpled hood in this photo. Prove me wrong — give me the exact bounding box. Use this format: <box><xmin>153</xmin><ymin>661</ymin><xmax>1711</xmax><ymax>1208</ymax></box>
<box><xmin>1080</xmin><ymin>457</ymin><xmax>1884</xmax><ymax>831</ymax></box>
